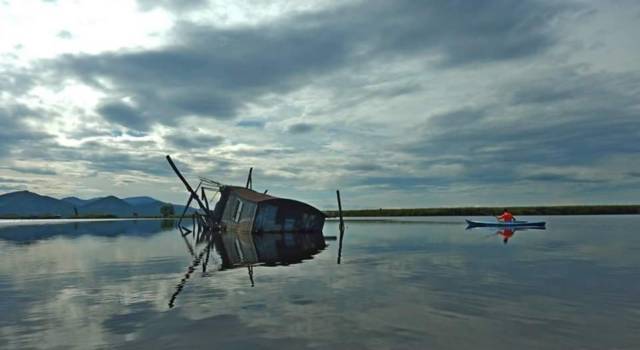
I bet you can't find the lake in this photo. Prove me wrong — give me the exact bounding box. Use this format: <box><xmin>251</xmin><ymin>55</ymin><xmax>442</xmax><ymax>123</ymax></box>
<box><xmin>1</xmin><ymin>216</ymin><xmax>639</xmax><ymax>349</ymax></box>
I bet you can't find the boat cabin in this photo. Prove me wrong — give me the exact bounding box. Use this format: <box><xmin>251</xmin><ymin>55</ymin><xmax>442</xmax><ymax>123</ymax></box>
<box><xmin>212</xmin><ymin>186</ymin><xmax>326</xmax><ymax>235</ymax></box>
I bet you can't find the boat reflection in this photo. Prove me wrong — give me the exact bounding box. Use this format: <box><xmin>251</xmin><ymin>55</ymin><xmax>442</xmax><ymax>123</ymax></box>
<box><xmin>170</xmin><ymin>228</ymin><xmax>326</xmax><ymax>308</ymax></box>
<box><xmin>466</xmin><ymin>226</ymin><xmax>546</xmax><ymax>245</ymax></box>
<box><xmin>215</xmin><ymin>229</ymin><xmax>326</xmax><ymax>268</ymax></box>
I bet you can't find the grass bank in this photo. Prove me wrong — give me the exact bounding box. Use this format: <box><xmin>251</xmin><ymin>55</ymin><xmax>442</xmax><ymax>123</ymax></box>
<box><xmin>324</xmin><ymin>205</ymin><xmax>640</xmax><ymax>217</ymax></box>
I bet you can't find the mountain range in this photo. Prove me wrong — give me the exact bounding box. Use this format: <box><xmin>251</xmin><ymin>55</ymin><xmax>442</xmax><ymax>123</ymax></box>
<box><xmin>0</xmin><ymin>190</ymin><xmax>194</xmax><ymax>218</ymax></box>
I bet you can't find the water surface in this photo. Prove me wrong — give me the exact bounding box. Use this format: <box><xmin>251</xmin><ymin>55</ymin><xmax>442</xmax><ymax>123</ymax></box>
<box><xmin>1</xmin><ymin>216</ymin><xmax>639</xmax><ymax>349</ymax></box>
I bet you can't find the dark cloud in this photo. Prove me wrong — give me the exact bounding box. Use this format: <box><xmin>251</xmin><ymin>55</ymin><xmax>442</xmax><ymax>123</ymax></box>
<box><xmin>0</xmin><ymin>184</ymin><xmax>26</xmax><ymax>192</ymax></box>
<box><xmin>14</xmin><ymin>139</ymin><xmax>191</xmax><ymax>178</ymax></box>
<box><xmin>236</xmin><ymin>119</ymin><xmax>266</xmax><ymax>128</ymax></box>
<box><xmin>401</xmin><ymin>69</ymin><xmax>640</xmax><ymax>188</ymax></box>
<box><xmin>1</xmin><ymin>64</ymin><xmax>37</xmax><ymax>96</ymax></box>
<box><xmin>0</xmin><ymin>176</ymin><xmax>24</xmax><ymax>183</ymax></box>
<box><xmin>164</xmin><ymin>132</ymin><xmax>224</xmax><ymax>150</ymax></box>
<box><xmin>287</xmin><ymin>122</ymin><xmax>315</xmax><ymax>134</ymax></box>
<box><xmin>7</xmin><ymin>166</ymin><xmax>57</xmax><ymax>176</ymax></box>
<box><xmin>344</xmin><ymin>162</ymin><xmax>384</xmax><ymax>172</ymax></box>
<box><xmin>125</xmin><ymin>130</ymin><xmax>148</xmax><ymax>137</ymax></box>
<box><xmin>354</xmin><ymin>0</ymin><xmax>565</xmax><ymax>66</ymax></box>
<box><xmin>67</xmin><ymin>125</ymin><xmax>123</xmax><ymax>139</ymax></box>
<box><xmin>521</xmin><ymin>173</ymin><xmax>604</xmax><ymax>184</ymax></box>
<box><xmin>47</xmin><ymin>0</ymin><xmax>569</xmax><ymax>130</ymax></box>
<box><xmin>426</xmin><ymin>109</ymin><xmax>488</xmax><ymax>133</ymax></box>
<box><xmin>223</xmin><ymin>146</ymin><xmax>296</xmax><ymax>158</ymax></box>
<box><xmin>358</xmin><ymin>176</ymin><xmax>434</xmax><ymax>189</ymax></box>
<box><xmin>0</xmin><ymin>105</ymin><xmax>52</xmax><ymax>158</ymax></box>
<box><xmin>508</xmin><ymin>70</ymin><xmax>637</xmax><ymax>107</ymax></box>
<box><xmin>82</xmin><ymin>149</ymin><xmax>189</xmax><ymax>177</ymax></box>
<box><xmin>97</xmin><ymin>101</ymin><xmax>148</xmax><ymax>131</ymax></box>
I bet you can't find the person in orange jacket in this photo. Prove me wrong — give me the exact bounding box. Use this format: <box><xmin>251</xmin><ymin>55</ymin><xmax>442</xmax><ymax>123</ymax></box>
<box><xmin>497</xmin><ymin>208</ymin><xmax>516</xmax><ymax>222</ymax></box>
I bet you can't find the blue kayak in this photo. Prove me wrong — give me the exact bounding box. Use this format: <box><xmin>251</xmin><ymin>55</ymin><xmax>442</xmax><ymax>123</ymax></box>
<box><xmin>465</xmin><ymin>219</ymin><xmax>546</xmax><ymax>228</ymax></box>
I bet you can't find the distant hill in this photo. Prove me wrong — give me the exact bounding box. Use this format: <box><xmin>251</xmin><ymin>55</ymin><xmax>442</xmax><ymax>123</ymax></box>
<box><xmin>123</xmin><ymin>196</ymin><xmax>159</xmax><ymax>206</ymax></box>
<box><xmin>78</xmin><ymin>196</ymin><xmax>135</xmax><ymax>217</ymax></box>
<box><xmin>133</xmin><ymin>200</ymin><xmax>174</xmax><ymax>216</ymax></box>
<box><xmin>0</xmin><ymin>190</ymin><xmax>196</xmax><ymax>218</ymax></box>
<box><xmin>0</xmin><ymin>191</ymin><xmax>75</xmax><ymax>218</ymax></box>
<box><xmin>61</xmin><ymin>196</ymin><xmax>99</xmax><ymax>207</ymax></box>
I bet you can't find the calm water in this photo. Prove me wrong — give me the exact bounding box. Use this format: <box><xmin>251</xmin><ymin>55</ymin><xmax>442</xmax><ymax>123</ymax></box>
<box><xmin>1</xmin><ymin>216</ymin><xmax>639</xmax><ymax>349</ymax></box>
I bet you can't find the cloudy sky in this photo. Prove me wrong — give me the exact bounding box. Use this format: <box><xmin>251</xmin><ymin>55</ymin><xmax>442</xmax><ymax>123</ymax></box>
<box><xmin>1</xmin><ymin>0</ymin><xmax>639</xmax><ymax>209</ymax></box>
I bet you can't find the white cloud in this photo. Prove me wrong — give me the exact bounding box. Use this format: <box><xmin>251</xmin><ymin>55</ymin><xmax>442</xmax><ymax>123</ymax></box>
<box><xmin>0</xmin><ymin>0</ymin><xmax>172</xmax><ymax>60</ymax></box>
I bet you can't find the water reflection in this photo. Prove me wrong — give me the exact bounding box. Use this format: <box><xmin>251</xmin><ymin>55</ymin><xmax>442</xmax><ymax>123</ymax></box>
<box><xmin>0</xmin><ymin>219</ymin><xmax>175</xmax><ymax>243</ymax></box>
<box><xmin>465</xmin><ymin>226</ymin><xmax>546</xmax><ymax>245</ymax></box>
<box><xmin>170</xmin><ymin>228</ymin><xmax>326</xmax><ymax>307</ymax></box>
<box><xmin>2</xmin><ymin>216</ymin><xmax>640</xmax><ymax>349</ymax></box>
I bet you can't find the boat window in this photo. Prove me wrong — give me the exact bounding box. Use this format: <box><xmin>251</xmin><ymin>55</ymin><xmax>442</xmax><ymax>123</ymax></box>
<box><xmin>255</xmin><ymin>204</ymin><xmax>279</xmax><ymax>232</ymax></box>
<box><xmin>233</xmin><ymin>199</ymin><xmax>243</xmax><ymax>222</ymax></box>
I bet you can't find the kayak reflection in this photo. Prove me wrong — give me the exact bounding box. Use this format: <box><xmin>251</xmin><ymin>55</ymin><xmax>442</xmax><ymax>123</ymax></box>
<box><xmin>498</xmin><ymin>228</ymin><xmax>515</xmax><ymax>244</ymax></box>
<box><xmin>170</xmin><ymin>228</ymin><xmax>326</xmax><ymax>308</ymax></box>
<box><xmin>466</xmin><ymin>225</ymin><xmax>546</xmax><ymax>245</ymax></box>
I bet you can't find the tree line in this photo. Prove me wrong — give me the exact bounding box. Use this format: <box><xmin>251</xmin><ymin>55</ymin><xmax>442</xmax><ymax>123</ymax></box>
<box><xmin>325</xmin><ymin>205</ymin><xmax>640</xmax><ymax>217</ymax></box>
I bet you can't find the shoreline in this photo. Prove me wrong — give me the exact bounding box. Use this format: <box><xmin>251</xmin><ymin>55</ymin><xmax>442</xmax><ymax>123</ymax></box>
<box><xmin>3</xmin><ymin>205</ymin><xmax>640</xmax><ymax>220</ymax></box>
<box><xmin>324</xmin><ymin>205</ymin><xmax>640</xmax><ymax>217</ymax></box>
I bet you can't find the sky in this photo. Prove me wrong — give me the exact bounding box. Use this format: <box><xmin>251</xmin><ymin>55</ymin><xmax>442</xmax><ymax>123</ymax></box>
<box><xmin>0</xmin><ymin>0</ymin><xmax>639</xmax><ymax>209</ymax></box>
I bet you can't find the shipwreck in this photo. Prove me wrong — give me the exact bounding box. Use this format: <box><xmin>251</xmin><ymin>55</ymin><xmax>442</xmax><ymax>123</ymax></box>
<box><xmin>165</xmin><ymin>155</ymin><xmax>326</xmax><ymax>235</ymax></box>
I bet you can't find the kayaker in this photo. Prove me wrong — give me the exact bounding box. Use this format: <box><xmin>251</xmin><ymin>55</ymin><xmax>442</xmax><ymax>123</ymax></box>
<box><xmin>497</xmin><ymin>209</ymin><xmax>516</xmax><ymax>222</ymax></box>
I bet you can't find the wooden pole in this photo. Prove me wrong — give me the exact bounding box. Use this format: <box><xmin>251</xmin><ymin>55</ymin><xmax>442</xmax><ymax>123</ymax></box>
<box><xmin>177</xmin><ymin>193</ymin><xmax>195</xmax><ymax>229</ymax></box>
<box><xmin>200</xmin><ymin>192</ymin><xmax>212</xmax><ymax>230</ymax></box>
<box><xmin>248</xmin><ymin>265</ymin><xmax>255</xmax><ymax>287</ymax></box>
<box><xmin>245</xmin><ymin>167</ymin><xmax>253</xmax><ymax>189</ymax></box>
<box><xmin>203</xmin><ymin>243</ymin><xmax>211</xmax><ymax>273</ymax></box>
<box><xmin>337</xmin><ymin>190</ymin><xmax>345</xmax><ymax>264</ymax></box>
<box><xmin>166</xmin><ymin>155</ymin><xmax>210</xmax><ymax>214</ymax></box>
<box><xmin>201</xmin><ymin>187</ymin><xmax>210</xmax><ymax>212</ymax></box>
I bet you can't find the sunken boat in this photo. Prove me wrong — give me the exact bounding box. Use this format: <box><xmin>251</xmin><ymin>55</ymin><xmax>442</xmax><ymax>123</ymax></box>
<box><xmin>166</xmin><ymin>155</ymin><xmax>326</xmax><ymax>235</ymax></box>
<box><xmin>212</xmin><ymin>186</ymin><xmax>326</xmax><ymax>235</ymax></box>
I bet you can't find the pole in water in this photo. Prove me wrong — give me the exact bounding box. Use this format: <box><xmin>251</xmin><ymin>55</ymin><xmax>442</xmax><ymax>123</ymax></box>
<box><xmin>177</xmin><ymin>193</ymin><xmax>194</xmax><ymax>229</ymax></box>
<box><xmin>337</xmin><ymin>190</ymin><xmax>345</xmax><ymax>264</ymax></box>
<box><xmin>245</xmin><ymin>167</ymin><xmax>253</xmax><ymax>189</ymax></box>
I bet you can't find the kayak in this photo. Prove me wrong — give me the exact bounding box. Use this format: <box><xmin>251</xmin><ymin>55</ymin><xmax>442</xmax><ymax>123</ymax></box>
<box><xmin>465</xmin><ymin>219</ymin><xmax>546</xmax><ymax>228</ymax></box>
